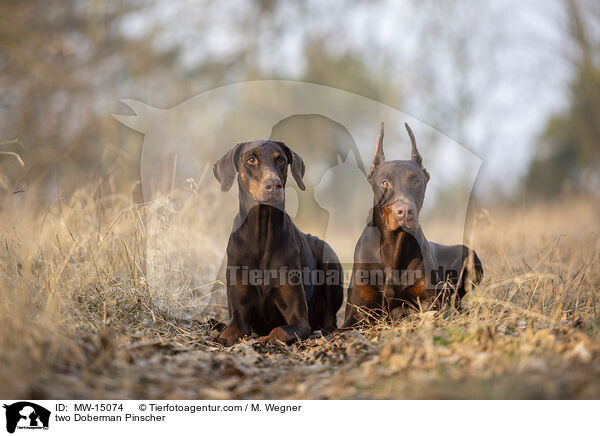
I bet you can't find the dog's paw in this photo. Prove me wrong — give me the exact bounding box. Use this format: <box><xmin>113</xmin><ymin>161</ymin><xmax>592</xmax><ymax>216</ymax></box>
<box><xmin>254</xmin><ymin>335</ymin><xmax>285</xmax><ymax>347</ymax></box>
<box><xmin>215</xmin><ymin>335</ymin><xmax>237</xmax><ymax>347</ymax></box>
<box><xmin>216</xmin><ymin>325</ymin><xmax>244</xmax><ymax>347</ymax></box>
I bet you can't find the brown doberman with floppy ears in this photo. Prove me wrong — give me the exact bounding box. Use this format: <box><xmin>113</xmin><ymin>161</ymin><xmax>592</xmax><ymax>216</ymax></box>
<box><xmin>213</xmin><ymin>140</ymin><xmax>344</xmax><ymax>346</ymax></box>
<box><xmin>342</xmin><ymin>123</ymin><xmax>483</xmax><ymax>327</ymax></box>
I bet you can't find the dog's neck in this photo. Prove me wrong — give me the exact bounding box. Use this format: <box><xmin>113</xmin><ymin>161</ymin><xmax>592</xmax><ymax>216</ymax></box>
<box><xmin>369</xmin><ymin>204</ymin><xmax>422</xmax><ymax>268</ymax></box>
<box><xmin>234</xmin><ymin>186</ymin><xmax>288</xmax><ymax>242</ymax></box>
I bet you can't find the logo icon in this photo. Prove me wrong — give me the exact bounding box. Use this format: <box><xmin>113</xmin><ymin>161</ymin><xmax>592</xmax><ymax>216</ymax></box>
<box><xmin>3</xmin><ymin>402</ymin><xmax>50</xmax><ymax>434</ymax></box>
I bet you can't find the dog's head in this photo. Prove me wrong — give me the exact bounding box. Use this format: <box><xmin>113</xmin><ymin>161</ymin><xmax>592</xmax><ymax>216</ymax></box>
<box><xmin>367</xmin><ymin>122</ymin><xmax>430</xmax><ymax>233</ymax></box>
<box><xmin>213</xmin><ymin>140</ymin><xmax>305</xmax><ymax>206</ymax></box>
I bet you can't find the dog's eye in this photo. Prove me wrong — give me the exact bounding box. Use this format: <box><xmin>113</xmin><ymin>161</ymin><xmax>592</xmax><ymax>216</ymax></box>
<box><xmin>247</xmin><ymin>156</ymin><xmax>257</xmax><ymax>165</ymax></box>
<box><xmin>411</xmin><ymin>178</ymin><xmax>421</xmax><ymax>187</ymax></box>
<box><xmin>380</xmin><ymin>180</ymin><xmax>391</xmax><ymax>189</ymax></box>
<box><xmin>275</xmin><ymin>156</ymin><xmax>286</xmax><ymax>165</ymax></box>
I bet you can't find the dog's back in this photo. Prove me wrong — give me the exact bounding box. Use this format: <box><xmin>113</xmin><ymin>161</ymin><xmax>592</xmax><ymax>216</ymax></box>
<box><xmin>430</xmin><ymin>242</ymin><xmax>484</xmax><ymax>297</ymax></box>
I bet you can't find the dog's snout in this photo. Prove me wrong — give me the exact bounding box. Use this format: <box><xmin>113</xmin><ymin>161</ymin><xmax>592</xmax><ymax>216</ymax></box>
<box><xmin>264</xmin><ymin>177</ymin><xmax>283</xmax><ymax>192</ymax></box>
<box><xmin>396</xmin><ymin>203</ymin><xmax>416</xmax><ymax>218</ymax></box>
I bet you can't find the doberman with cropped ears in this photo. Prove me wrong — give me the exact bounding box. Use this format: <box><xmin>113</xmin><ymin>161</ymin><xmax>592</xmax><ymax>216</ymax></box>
<box><xmin>342</xmin><ymin>123</ymin><xmax>483</xmax><ymax>327</ymax></box>
<box><xmin>213</xmin><ymin>140</ymin><xmax>344</xmax><ymax>346</ymax></box>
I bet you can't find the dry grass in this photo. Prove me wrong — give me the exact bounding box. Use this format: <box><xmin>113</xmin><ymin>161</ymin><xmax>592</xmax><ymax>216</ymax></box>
<box><xmin>0</xmin><ymin>179</ymin><xmax>599</xmax><ymax>399</ymax></box>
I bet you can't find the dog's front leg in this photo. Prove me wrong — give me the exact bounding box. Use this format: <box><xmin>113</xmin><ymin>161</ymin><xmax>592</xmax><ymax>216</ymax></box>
<box><xmin>340</xmin><ymin>264</ymin><xmax>383</xmax><ymax>329</ymax></box>
<box><xmin>258</xmin><ymin>284</ymin><xmax>311</xmax><ymax>345</ymax></box>
<box><xmin>217</xmin><ymin>283</ymin><xmax>255</xmax><ymax>346</ymax></box>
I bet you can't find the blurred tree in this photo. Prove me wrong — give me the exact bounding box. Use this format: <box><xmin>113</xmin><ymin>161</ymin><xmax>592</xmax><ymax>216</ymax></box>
<box><xmin>0</xmin><ymin>0</ymin><xmax>184</xmax><ymax>202</ymax></box>
<box><xmin>2</xmin><ymin>0</ymin><xmax>585</xmax><ymax>206</ymax></box>
<box><xmin>302</xmin><ymin>38</ymin><xmax>391</xmax><ymax>104</ymax></box>
<box><xmin>524</xmin><ymin>0</ymin><xmax>600</xmax><ymax>198</ymax></box>
<box><xmin>0</xmin><ymin>0</ymin><xmax>391</xmax><ymax>205</ymax></box>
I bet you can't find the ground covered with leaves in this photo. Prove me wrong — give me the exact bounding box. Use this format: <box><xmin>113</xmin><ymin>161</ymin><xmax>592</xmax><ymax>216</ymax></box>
<box><xmin>29</xmin><ymin>310</ymin><xmax>600</xmax><ymax>400</ymax></box>
<box><xmin>1</xmin><ymin>189</ymin><xmax>599</xmax><ymax>399</ymax></box>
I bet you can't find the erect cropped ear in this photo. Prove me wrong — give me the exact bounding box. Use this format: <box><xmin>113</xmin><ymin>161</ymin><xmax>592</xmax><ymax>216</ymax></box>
<box><xmin>367</xmin><ymin>122</ymin><xmax>385</xmax><ymax>182</ymax></box>
<box><xmin>213</xmin><ymin>142</ymin><xmax>245</xmax><ymax>191</ymax></box>
<box><xmin>405</xmin><ymin>123</ymin><xmax>430</xmax><ymax>181</ymax></box>
<box><xmin>274</xmin><ymin>141</ymin><xmax>305</xmax><ymax>191</ymax></box>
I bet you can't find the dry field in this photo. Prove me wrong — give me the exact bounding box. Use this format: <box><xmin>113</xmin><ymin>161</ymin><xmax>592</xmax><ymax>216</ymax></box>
<box><xmin>1</xmin><ymin>180</ymin><xmax>599</xmax><ymax>399</ymax></box>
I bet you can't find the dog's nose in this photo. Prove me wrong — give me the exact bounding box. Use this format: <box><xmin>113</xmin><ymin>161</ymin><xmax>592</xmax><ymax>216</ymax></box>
<box><xmin>396</xmin><ymin>203</ymin><xmax>415</xmax><ymax>218</ymax></box>
<box><xmin>264</xmin><ymin>178</ymin><xmax>283</xmax><ymax>192</ymax></box>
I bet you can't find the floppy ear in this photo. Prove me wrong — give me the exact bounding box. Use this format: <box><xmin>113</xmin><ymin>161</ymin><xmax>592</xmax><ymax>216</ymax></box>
<box><xmin>213</xmin><ymin>143</ymin><xmax>244</xmax><ymax>191</ymax></box>
<box><xmin>275</xmin><ymin>141</ymin><xmax>306</xmax><ymax>191</ymax></box>
<box><xmin>367</xmin><ymin>122</ymin><xmax>385</xmax><ymax>182</ymax></box>
<box><xmin>405</xmin><ymin>123</ymin><xmax>430</xmax><ymax>181</ymax></box>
